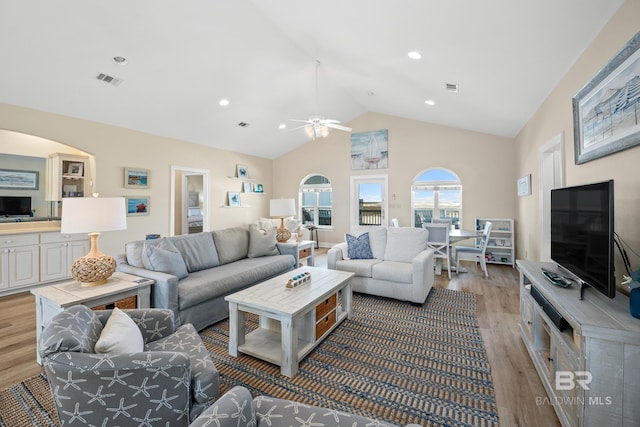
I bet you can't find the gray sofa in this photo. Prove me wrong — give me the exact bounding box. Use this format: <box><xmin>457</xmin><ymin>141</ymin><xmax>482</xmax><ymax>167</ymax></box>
<box><xmin>116</xmin><ymin>226</ymin><xmax>298</xmax><ymax>330</ymax></box>
<box><xmin>191</xmin><ymin>385</ymin><xmax>420</xmax><ymax>427</ymax></box>
<box><xmin>327</xmin><ymin>227</ymin><xmax>434</xmax><ymax>304</ymax></box>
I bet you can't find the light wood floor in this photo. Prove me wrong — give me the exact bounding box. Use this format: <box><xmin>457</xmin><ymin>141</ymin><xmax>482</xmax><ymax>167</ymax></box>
<box><xmin>0</xmin><ymin>256</ymin><xmax>559</xmax><ymax>427</ymax></box>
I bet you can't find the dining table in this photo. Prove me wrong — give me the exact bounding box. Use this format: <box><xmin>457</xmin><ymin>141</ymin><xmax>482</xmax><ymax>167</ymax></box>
<box><xmin>427</xmin><ymin>228</ymin><xmax>484</xmax><ymax>276</ymax></box>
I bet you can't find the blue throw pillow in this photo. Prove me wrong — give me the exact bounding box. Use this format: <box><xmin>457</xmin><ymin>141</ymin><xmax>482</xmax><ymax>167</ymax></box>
<box><xmin>346</xmin><ymin>233</ymin><xmax>374</xmax><ymax>259</ymax></box>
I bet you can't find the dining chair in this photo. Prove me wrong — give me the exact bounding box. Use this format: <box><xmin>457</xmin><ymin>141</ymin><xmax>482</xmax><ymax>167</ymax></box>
<box><xmin>431</xmin><ymin>217</ymin><xmax>453</xmax><ymax>228</ymax></box>
<box><xmin>455</xmin><ymin>221</ymin><xmax>492</xmax><ymax>277</ymax></box>
<box><xmin>423</xmin><ymin>223</ymin><xmax>452</xmax><ymax>278</ymax></box>
<box><xmin>391</xmin><ymin>218</ymin><xmax>399</xmax><ymax>227</ymax></box>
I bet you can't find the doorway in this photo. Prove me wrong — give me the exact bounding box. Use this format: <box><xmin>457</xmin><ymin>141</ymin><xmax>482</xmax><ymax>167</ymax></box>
<box><xmin>539</xmin><ymin>133</ymin><xmax>564</xmax><ymax>261</ymax></box>
<box><xmin>350</xmin><ymin>175</ymin><xmax>388</xmax><ymax>231</ymax></box>
<box><xmin>170</xmin><ymin>166</ymin><xmax>210</xmax><ymax>236</ymax></box>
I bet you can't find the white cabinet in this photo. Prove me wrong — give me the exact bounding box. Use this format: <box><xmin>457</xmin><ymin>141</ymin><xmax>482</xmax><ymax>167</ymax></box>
<box><xmin>0</xmin><ymin>230</ymin><xmax>89</xmax><ymax>296</ymax></box>
<box><xmin>475</xmin><ymin>217</ymin><xmax>514</xmax><ymax>267</ymax></box>
<box><xmin>40</xmin><ymin>232</ymin><xmax>89</xmax><ymax>282</ymax></box>
<box><xmin>0</xmin><ymin>234</ymin><xmax>39</xmax><ymax>291</ymax></box>
<box><xmin>517</xmin><ymin>260</ymin><xmax>640</xmax><ymax>427</ymax></box>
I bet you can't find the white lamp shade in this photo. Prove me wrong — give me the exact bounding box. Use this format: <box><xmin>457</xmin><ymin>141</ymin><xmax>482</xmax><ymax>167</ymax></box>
<box><xmin>61</xmin><ymin>197</ymin><xmax>127</xmax><ymax>234</ymax></box>
<box><xmin>270</xmin><ymin>198</ymin><xmax>296</xmax><ymax>217</ymax></box>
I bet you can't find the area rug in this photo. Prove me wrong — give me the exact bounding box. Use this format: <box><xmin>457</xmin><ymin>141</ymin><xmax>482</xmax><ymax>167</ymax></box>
<box><xmin>0</xmin><ymin>288</ymin><xmax>499</xmax><ymax>427</ymax></box>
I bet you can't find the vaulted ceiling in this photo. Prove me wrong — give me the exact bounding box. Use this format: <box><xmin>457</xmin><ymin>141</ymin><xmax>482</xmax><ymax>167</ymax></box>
<box><xmin>0</xmin><ymin>1</ymin><xmax>623</xmax><ymax>159</ymax></box>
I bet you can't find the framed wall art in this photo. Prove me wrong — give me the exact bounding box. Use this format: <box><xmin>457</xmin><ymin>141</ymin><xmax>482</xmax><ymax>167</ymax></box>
<box><xmin>124</xmin><ymin>167</ymin><xmax>150</xmax><ymax>189</ymax></box>
<box><xmin>517</xmin><ymin>174</ymin><xmax>531</xmax><ymax>197</ymax></box>
<box><xmin>0</xmin><ymin>169</ymin><xmax>39</xmax><ymax>190</ymax></box>
<box><xmin>350</xmin><ymin>129</ymin><xmax>388</xmax><ymax>170</ymax></box>
<box><xmin>236</xmin><ymin>164</ymin><xmax>248</xmax><ymax>178</ymax></box>
<box><xmin>126</xmin><ymin>196</ymin><xmax>150</xmax><ymax>216</ymax></box>
<box><xmin>573</xmin><ymin>31</ymin><xmax>640</xmax><ymax>164</ymax></box>
<box><xmin>67</xmin><ymin>162</ymin><xmax>84</xmax><ymax>177</ymax></box>
<box><xmin>228</xmin><ymin>192</ymin><xmax>241</xmax><ymax>207</ymax></box>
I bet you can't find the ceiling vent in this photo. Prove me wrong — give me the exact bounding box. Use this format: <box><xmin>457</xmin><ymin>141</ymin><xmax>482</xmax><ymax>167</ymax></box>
<box><xmin>237</xmin><ymin>122</ymin><xmax>250</xmax><ymax>128</ymax></box>
<box><xmin>96</xmin><ymin>73</ymin><xmax>123</xmax><ymax>86</ymax></box>
<box><xmin>445</xmin><ymin>83</ymin><xmax>459</xmax><ymax>93</ymax></box>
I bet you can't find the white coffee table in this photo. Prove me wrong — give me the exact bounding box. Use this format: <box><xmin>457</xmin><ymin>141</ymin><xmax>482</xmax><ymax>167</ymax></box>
<box><xmin>225</xmin><ymin>267</ymin><xmax>354</xmax><ymax>377</ymax></box>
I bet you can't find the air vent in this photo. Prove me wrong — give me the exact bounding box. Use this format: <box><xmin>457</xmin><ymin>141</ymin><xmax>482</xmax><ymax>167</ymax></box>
<box><xmin>237</xmin><ymin>122</ymin><xmax>250</xmax><ymax>128</ymax></box>
<box><xmin>96</xmin><ymin>73</ymin><xmax>123</xmax><ymax>86</ymax></box>
<box><xmin>445</xmin><ymin>83</ymin><xmax>459</xmax><ymax>92</ymax></box>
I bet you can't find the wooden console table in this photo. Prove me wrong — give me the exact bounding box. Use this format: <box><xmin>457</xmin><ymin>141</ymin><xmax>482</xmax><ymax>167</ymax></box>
<box><xmin>517</xmin><ymin>260</ymin><xmax>640</xmax><ymax>427</ymax></box>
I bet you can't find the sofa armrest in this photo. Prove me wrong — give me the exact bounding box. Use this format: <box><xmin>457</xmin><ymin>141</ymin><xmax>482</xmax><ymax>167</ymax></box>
<box><xmin>116</xmin><ymin>263</ymin><xmax>180</xmax><ymax>314</ymax></box>
<box><xmin>276</xmin><ymin>242</ymin><xmax>300</xmax><ymax>265</ymax></box>
<box><xmin>189</xmin><ymin>386</ymin><xmax>255</xmax><ymax>427</ymax></box>
<box><xmin>412</xmin><ymin>248</ymin><xmax>435</xmax><ymax>304</ymax></box>
<box><xmin>327</xmin><ymin>243</ymin><xmax>347</xmax><ymax>269</ymax></box>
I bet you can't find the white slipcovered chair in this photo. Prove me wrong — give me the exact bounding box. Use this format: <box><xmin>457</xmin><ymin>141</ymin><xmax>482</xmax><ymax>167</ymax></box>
<box><xmin>455</xmin><ymin>221</ymin><xmax>492</xmax><ymax>277</ymax></box>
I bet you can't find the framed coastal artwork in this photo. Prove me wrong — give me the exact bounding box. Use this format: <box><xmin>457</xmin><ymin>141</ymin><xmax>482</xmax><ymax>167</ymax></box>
<box><xmin>126</xmin><ymin>196</ymin><xmax>150</xmax><ymax>216</ymax></box>
<box><xmin>124</xmin><ymin>167</ymin><xmax>150</xmax><ymax>189</ymax></box>
<box><xmin>350</xmin><ymin>129</ymin><xmax>388</xmax><ymax>170</ymax></box>
<box><xmin>573</xmin><ymin>31</ymin><xmax>640</xmax><ymax>164</ymax></box>
<box><xmin>236</xmin><ymin>164</ymin><xmax>248</xmax><ymax>178</ymax></box>
<box><xmin>0</xmin><ymin>169</ymin><xmax>39</xmax><ymax>190</ymax></box>
<box><xmin>228</xmin><ymin>192</ymin><xmax>241</xmax><ymax>207</ymax></box>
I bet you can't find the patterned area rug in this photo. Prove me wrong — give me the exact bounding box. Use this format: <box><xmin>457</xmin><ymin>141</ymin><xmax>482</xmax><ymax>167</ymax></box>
<box><xmin>0</xmin><ymin>288</ymin><xmax>499</xmax><ymax>427</ymax></box>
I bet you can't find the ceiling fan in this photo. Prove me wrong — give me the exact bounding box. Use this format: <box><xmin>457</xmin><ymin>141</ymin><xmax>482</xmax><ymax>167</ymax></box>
<box><xmin>290</xmin><ymin>60</ymin><xmax>352</xmax><ymax>140</ymax></box>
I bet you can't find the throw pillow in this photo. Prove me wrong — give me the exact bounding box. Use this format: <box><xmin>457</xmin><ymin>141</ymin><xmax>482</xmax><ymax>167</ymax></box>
<box><xmin>346</xmin><ymin>233</ymin><xmax>374</xmax><ymax>259</ymax></box>
<box><xmin>248</xmin><ymin>224</ymin><xmax>279</xmax><ymax>258</ymax></box>
<box><xmin>384</xmin><ymin>227</ymin><xmax>429</xmax><ymax>262</ymax></box>
<box><xmin>142</xmin><ymin>238</ymin><xmax>189</xmax><ymax>279</ymax></box>
<box><xmin>94</xmin><ymin>308</ymin><xmax>144</xmax><ymax>354</ymax></box>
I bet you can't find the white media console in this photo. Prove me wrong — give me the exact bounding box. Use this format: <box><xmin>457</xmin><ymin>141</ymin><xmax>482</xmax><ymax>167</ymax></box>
<box><xmin>517</xmin><ymin>260</ymin><xmax>640</xmax><ymax>427</ymax></box>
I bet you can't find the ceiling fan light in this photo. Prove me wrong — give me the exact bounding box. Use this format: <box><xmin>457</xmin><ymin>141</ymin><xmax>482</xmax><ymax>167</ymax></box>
<box><xmin>320</xmin><ymin>125</ymin><xmax>329</xmax><ymax>138</ymax></box>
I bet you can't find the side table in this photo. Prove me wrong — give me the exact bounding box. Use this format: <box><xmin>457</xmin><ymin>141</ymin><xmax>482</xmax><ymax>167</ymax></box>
<box><xmin>290</xmin><ymin>239</ymin><xmax>315</xmax><ymax>266</ymax></box>
<box><xmin>31</xmin><ymin>271</ymin><xmax>154</xmax><ymax>364</ymax></box>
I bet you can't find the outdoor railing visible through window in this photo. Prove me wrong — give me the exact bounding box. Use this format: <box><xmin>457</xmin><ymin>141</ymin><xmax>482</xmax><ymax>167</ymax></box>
<box><xmin>359</xmin><ymin>201</ymin><xmax>382</xmax><ymax>225</ymax></box>
<box><xmin>414</xmin><ymin>210</ymin><xmax>460</xmax><ymax>229</ymax></box>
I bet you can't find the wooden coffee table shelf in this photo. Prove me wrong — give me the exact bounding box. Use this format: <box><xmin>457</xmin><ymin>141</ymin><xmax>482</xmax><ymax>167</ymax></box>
<box><xmin>225</xmin><ymin>267</ymin><xmax>353</xmax><ymax>377</ymax></box>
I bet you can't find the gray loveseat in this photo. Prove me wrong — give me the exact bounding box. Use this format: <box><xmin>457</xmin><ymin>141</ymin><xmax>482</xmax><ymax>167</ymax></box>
<box><xmin>327</xmin><ymin>227</ymin><xmax>434</xmax><ymax>304</ymax></box>
<box><xmin>191</xmin><ymin>385</ymin><xmax>420</xmax><ymax>427</ymax></box>
<box><xmin>116</xmin><ymin>226</ymin><xmax>298</xmax><ymax>330</ymax></box>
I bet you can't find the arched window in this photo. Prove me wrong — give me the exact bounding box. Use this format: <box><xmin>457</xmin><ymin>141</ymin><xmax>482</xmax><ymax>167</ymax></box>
<box><xmin>299</xmin><ymin>174</ymin><xmax>332</xmax><ymax>228</ymax></box>
<box><xmin>412</xmin><ymin>168</ymin><xmax>462</xmax><ymax>229</ymax></box>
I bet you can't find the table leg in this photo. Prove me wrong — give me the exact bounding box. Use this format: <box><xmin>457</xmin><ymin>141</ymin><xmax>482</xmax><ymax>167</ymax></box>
<box><xmin>280</xmin><ymin>316</ymin><xmax>298</xmax><ymax>377</ymax></box>
<box><xmin>343</xmin><ymin>281</ymin><xmax>353</xmax><ymax>320</ymax></box>
<box><xmin>228</xmin><ymin>303</ymin><xmax>245</xmax><ymax>357</ymax></box>
<box><xmin>307</xmin><ymin>244</ymin><xmax>315</xmax><ymax>266</ymax></box>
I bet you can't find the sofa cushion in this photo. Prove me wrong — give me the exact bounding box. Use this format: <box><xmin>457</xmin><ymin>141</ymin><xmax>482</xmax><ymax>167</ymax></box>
<box><xmin>372</xmin><ymin>260</ymin><xmax>413</xmax><ymax>284</ymax></box>
<box><xmin>335</xmin><ymin>258</ymin><xmax>381</xmax><ymax>278</ymax></box>
<box><xmin>368</xmin><ymin>227</ymin><xmax>388</xmax><ymax>260</ymax></box>
<box><xmin>248</xmin><ymin>224</ymin><xmax>279</xmax><ymax>258</ymax></box>
<box><xmin>346</xmin><ymin>232</ymin><xmax>374</xmax><ymax>259</ymax></box>
<box><xmin>384</xmin><ymin>227</ymin><xmax>429</xmax><ymax>262</ymax></box>
<box><xmin>95</xmin><ymin>308</ymin><xmax>144</xmax><ymax>354</ymax></box>
<box><xmin>142</xmin><ymin>238</ymin><xmax>189</xmax><ymax>279</ymax></box>
<box><xmin>169</xmin><ymin>232</ymin><xmax>220</xmax><ymax>272</ymax></box>
<box><xmin>125</xmin><ymin>239</ymin><xmax>158</xmax><ymax>268</ymax></box>
<box><xmin>213</xmin><ymin>227</ymin><xmax>249</xmax><ymax>265</ymax></box>
<box><xmin>178</xmin><ymin>255</ymin><xmax>296</xmax><ymax>310</ymax></box>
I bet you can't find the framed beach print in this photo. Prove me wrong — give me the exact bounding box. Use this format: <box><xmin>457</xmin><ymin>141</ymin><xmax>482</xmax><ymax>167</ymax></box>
<box><xmin>254</xmin><ymin>183</ymin><xmax>264</xmax><ymax>193</ymax></box>
<box><xmin>0</xmin><ymin>169</ymin><xmax>39</xmax><ymax>190</ymax></box>
<box><xmin>126</xmin><ymin>196</ymin><xmax>150</xmax><ymax>216</ymax></box>
<box><xmin>67</xmin><ymin>162</ymin><xmax>84</xmax><ymax>177</ymax></box>
<box><xmin>236</xmin><ymin>164</ymin><xmax>248</xmax><ymax>178</ymax></box>
<box><xmin>228</xmin><ymin>192</ymin><xmax>241</xmax><ymax>207</ymax></box>
<box><xmin>124</xmin><ymin>167</ymin><xmax>150</xmax><ymax>189</ymax></box>
<box><xmin>573</xmin><ymin>31</ymin><xmax>640</xmax><ymax>164</ymax></box>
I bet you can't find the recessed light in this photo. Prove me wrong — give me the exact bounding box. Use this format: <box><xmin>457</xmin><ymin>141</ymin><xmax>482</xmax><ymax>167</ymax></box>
<box><xmin>219</xmin><ymin>99</ymin><xmax>230</xmax><ymax>107</ymax></box>
<box><xmin>279</xmin><ymin>124</ymin><xmax>287</xmax><ymax>130</ymax></box>
<box><xmin>425</xmin><ymin>99</ymin><xmax>435</xmax><ymax>106</ymax></box>
<box><xmin>408</xmin><ymin>51</ymin><xmax>422</xmax><ymax>60</ymax></box>
<box><xmin>113</xmin><ymin>56</ymin><xmax>127</xmax><ymax>65</ymax></box>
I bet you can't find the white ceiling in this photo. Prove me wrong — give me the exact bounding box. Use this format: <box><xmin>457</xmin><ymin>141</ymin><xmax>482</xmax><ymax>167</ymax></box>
<box><xmin>0</xmin><ymin>1</ymin><xmax>623</xmax><ymax>159</ymax></box>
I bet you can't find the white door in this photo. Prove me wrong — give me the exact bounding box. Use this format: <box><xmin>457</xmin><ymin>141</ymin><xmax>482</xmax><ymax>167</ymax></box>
<box><xmin>350</xmin><ymin>175</ymin><xmax>388</xmax><ymax>231</ymax></box>
<box><xmin>170</xmin><ymin>166</ymin><xmax>210</xmax><ymax>236</ymax></box>
<box><xmin>539</xmin><ymin>133</ymin><xmax>565</xmax><ymax>262</ymax></box>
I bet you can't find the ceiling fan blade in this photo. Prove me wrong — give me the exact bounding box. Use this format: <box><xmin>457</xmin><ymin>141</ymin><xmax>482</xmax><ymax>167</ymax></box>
<box><xmin>290</xmin><ymin>119</ymin><xmax>313</xmax><ymax>124</ymax></box>
<box><xmin>319</xmin><ymin>119</ymin><xmax>340</xmax><ymax>124</ymax></box>
<box><xmin>286</xmin><ymin>124</ymin><xmax>308</xmax><ymax>132</ymax></box>
<box><xmin>325</xmin><ymin>123</ymin><xmax>352</xmax><ymax>132</ymax></box>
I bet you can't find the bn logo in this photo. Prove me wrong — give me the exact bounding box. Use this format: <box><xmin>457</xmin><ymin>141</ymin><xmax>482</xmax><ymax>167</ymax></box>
<box><xmin>555</xmin><ymin>371</ymin><xmax>592</xmax><ymax>390</ymax></box>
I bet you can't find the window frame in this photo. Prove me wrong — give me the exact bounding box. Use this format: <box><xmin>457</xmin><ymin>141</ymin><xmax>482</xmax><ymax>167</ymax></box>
<box><xmin>299</xmin><ymin>173</ymin><xmax>333</xmax><ymax>229</ymax></box>
<box><xmin>411</xmin><ymin>168</ymin><xmax>462</xmax><ymax>229</ymax></box>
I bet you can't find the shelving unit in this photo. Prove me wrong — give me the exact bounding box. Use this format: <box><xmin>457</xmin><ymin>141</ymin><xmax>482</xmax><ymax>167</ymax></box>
<box><xmin>475</xmin><ymin>217</ymin><xmax>514</xmax><ymax>267</ymax></box>
<box><xmin>46</xmin><ymin>154</ymin><xmax>91</xmax><ymax>217</ymax></box>
<box><xmin>223</xmin><ymin>175</ymin><xmax>264</xmax><ymax>207</ymax></box>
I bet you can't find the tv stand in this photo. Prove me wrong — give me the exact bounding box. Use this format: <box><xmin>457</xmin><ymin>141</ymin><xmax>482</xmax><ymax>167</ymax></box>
<box><xmin>517</xmin><ymin>260</ymin><xmax>640</xmax><ymax>427</ymax></box>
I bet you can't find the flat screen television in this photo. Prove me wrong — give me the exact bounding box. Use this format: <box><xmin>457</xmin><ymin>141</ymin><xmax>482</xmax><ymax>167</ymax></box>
<box><xmin>550</xmin><ymin>180</ymin><xmax>614</xmax><ymax>299</ymax></box>
<box><xmin>0</xmin><ymin>196</ymin><xmax>32</xmax><ymax>216</ymax></box>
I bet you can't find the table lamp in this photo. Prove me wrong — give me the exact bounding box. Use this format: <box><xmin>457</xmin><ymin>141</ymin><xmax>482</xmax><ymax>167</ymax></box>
<box><xmin>270</xmin><ymin>198</ymin><xmax>296</xmax><ymax>243</ymax></box>
<box><xmin>61</xmin><ymin>196</ymin><xmax>127</xmax><ymax>286</ymax></box>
